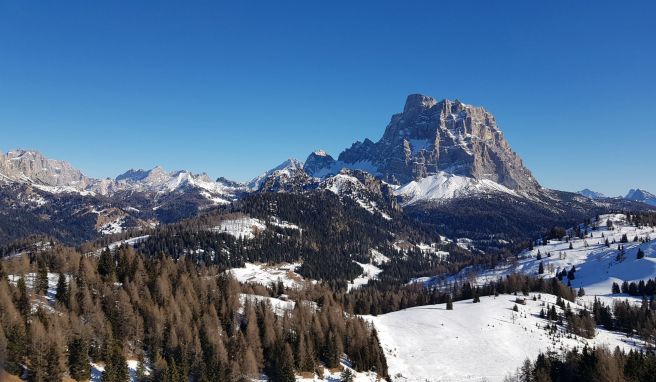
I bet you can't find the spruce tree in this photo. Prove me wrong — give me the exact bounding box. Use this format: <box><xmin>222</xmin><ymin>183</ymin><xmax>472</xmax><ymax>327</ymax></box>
<box><xmin>69</xmin><ymin>337</ymin><xmax>91</xmax><ymax>381</ymax></box>
<box><xmin>637</xmin><ymin>248</ymin><xmax>645</xmax><ymax>259</ymax></box>
<box><xmin>36</xmin><ymin>260</ymin><xmax>49</xmax><ymax>295</ymax></box>
<box><xmin>101</xmin><ymin>343</ymin><xmax>129</xmax><ymax>382</ymax></box>
<box><xmin>55</xmin><ymin>273</ymin><xmax>68</xmax><ymax>306</ymax></box>
<box><xmin>446</xmin><ymin>296</ymin><xmax>453</xmax><ymax>310</ymax></box>
<box><xmin>17</xmin><ymin>277</ymin><xmax>31</xmax><ymax>317</ymax></box>
<box><xmin>98</xmin><ymin>247</ymin><xmax>116</xmax><ymax>280</ymax></box>
<box><xmin>538</xmin><ymin>261</ymin><xmax>544</xmax><ymax>275</ymax></box>
<box><xmin>46</xmin><ymin>343</ymin><xmax>64</xmax><ymax>382</ymax></box>
<box><xmin>341</xmin><ymin>368</ymin><xmax>354</xmax><ymax>382</ymax></box>
<box><xmin>612</xmin><ymin>282</ymin><xmax>621</xmax><ymax>294</ymax></box>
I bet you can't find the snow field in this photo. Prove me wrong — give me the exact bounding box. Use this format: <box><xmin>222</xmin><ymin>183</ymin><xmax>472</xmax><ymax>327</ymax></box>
<box><xmin>369</xmin><ymin>293</ymin><xmax>641</xmax><ymax>382</ymax></box>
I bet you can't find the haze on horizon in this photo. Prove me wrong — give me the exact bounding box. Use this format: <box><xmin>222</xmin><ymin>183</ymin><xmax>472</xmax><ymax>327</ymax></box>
<box><xmin>1</xmin><ymin>1</ymin><xmax>654</xmax><ymax>196</ymax></box>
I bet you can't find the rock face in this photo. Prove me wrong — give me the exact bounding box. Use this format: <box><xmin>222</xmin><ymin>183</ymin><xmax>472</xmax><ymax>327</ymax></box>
<box><xmin>304</xmin><ymin>150</ymin><xmax>338</xmax><ymax>177</ymax></box>
<box><xmin>0</xmin><ymin>149</ymin><xmax>93</xmax><ymax>189</ymax></box>
<box><xmin>625</xmin><ymin>189</ymin><xmax>656</xmax><ymax>206</ymax></box>
<box><xmin>335</xmin><ymin>94</ymin><xmax>539</xmax><ymax>191</ymax></box>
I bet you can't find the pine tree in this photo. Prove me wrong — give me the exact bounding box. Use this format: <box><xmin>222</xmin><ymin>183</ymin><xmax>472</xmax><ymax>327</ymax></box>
<box><xmin>46</xmin><ymin>343</ymin><xmax>64</xmax><ymax>382</ymax></box>
<box><xmin>17</xmin><ymin>277</ymin><xmax>31</xmax><ymax>317</ymax></box>
<box><xmin>55</xmin><ymin>273</ymin><xmax>68</xmax><ymax>306</ymax></box>
<box><xmin>578</xmin><ymin>288</ymin><xmax>585</xmax><ymax>297</ymax></box>
<box><xmin>98</xmin><ymin>247</ymin><xmax>116</xmax><ymax>280</ymax></box>
<box><xmin>637</xmin><ymin>248</ymin><xmax>645</xmax><ymax>259</ymax></box>
<box><xmin>36</xmin><ymin>260</ymin><xmax>49</xmax><ymax>295</ymax></box>
<box><xmin>0</xmin><ymin>324</ymin><xmax>6</xmax><ymax>372</ymax></box>
<box><xmin>612</xmin><ymin>282</ymin><xmax>621</xmax><ymax>294</ymax></box>
<box><xmin>538</xmin><ymin>261</ymin><xmax>544</xmax><ymax>275</ymax></box>
<box><xmin>341</xmin><ymin>368</ymin><xmax>354</xmax><ymax>382</ymax></box>
<box><xmin>69</xmin><ymin>337</ymin><xmax>91</xmax><ymax>381</ymax></box>
<box><xmin>446</xmin><ymin>296</ymin><xmax>453</xmax><ymax>310</ymax></box>
<box><xmin>101</xmin><ymin>343</ymin><xmax>129</xmax><ymax>382</ymax></box>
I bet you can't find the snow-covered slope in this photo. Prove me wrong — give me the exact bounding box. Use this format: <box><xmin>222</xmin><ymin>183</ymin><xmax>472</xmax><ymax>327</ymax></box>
<box><xmin>229</xmin><ymin>262</ymin><xmax>305</xmax><ymax>288</ymax></box>
<box><xmin>319</xmin><ymin>172</ymin><xmax>396</xmax><ymax>218</ymax></box>
<box><xmin>248</xmin><ymin>158</ymin><xmax>304</xmax><ymax>190</ymax></box>
<box><xmin>395</xmin><ymin>171</ymin><xmax>517</xmax><ymax>206</ymax></box>
<box><xmin>369</xmin><ymin>294</ymin><xmax>641</xmax><ymax>382</ymax></box>
<box><xmin>420</xmin><ymin>214</ymin><xmax>656</xmax><ymax>301</ymax></box>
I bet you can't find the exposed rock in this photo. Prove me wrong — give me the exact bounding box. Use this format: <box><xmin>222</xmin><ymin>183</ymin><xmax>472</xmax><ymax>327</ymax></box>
<box><xmin>319</xmin><ymin>94</ymin><xmax>540</xmax><ymax>191</ymax></box>
<box><xmin>625</xmin><ymin>188</ymin><xmax>656</xmax><ymax>206</ymax></box>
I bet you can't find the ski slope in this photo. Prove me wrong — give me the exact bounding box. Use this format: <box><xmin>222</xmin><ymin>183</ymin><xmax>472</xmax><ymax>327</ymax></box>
<box><xmin>369</xmin><ymin>293</ymin><xmax>642</xmax><ymax>382</ymax></box>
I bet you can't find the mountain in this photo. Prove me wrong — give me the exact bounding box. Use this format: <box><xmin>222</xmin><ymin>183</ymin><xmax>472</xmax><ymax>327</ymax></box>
<box><xmin>625</xmin><ymin>188</ymin><xmax>656</xmax><ymax>206</ymax></box>
<box><xmin>0</xmin><ymin>149</ymin><xmax>248</xmax><ymax>245</ymax></box>
<box><xmin>310</xmin><ymin>94</ymin><xmax>539</xmax><ymax>192</ymax></box>
<box><xmin>318</xmin><ymin>169</ymin><xmax>400</xmax><ymax>218</ymax></box>
<box><xmin>396</xmin><ymin>171</ymin><xmax>518</xmax><ymax>206</ymax></box>
<box><xmin>248</xmin><ymin>158</ymin><xmax>305</xmax><ymax>191</ymax></box>
<box><xmin>578</xmin><ymin>188</ymin><xmax>606</xmax><ymax>199</ymax></box>
<box><xmin>0</xmin><ymin>149</ymin><xmax>94</xmax><ymax>192</ymax></box>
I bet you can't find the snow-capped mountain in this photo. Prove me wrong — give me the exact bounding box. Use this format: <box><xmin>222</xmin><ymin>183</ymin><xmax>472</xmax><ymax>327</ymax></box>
<box><xmin>248</xmin><ymin>158</ymin><xmax>306</xmax><ymax>191</ymax></box>
<box><xmin>319</xmin><ymin>169</ymin><xmax>400</xmax><ymax>218</ymax></box>
<box><xmin>112</xmin><ymin>166</ymin><xmax>244</xmax><ymax>202</ymax></box>
<box><xmin>0</xmin><ymin>149</ymin><xmax>94</xmax><ymax>192</ymax></box>
<box><xmin>577</xmin><ymin>188</ymin><xmax>606</xmax><ymax>199</ymax></box>
<box><xmin>625</xmin><ymin>188</ymin><xmax>656</xmax><ymax>206</ymax></box>
<box><xmin>308</xmin><ymin>94</ymin><xmax>539</xmax><ymax>191</ymax></box>
<box><xmin>0</xmin><ymin>149</ymin><xmax>244</xmax><ymax>204</ymax></box>
<box><xmin>395</xmin><ymin>171</ymin><xmax>517</xmax><ymax>206</ymax></box>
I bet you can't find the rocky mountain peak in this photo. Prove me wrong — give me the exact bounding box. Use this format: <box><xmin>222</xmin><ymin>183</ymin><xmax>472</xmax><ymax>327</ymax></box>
<box><xmin>625</xmin><ymin>189</ymin><xmax>656</xmax><ymax>206</ymax></box>
<box><xmin>333</xmin><ymin>94</ymin><xmax>539</xmax><ymax>191</ymax></box>
<box><xmin>0</xmin><ymin>149</ymin><xmax>91</xmax><ymax>189</ymax></box>
<box><xmin>304</xmin><ymin>150</ymin><xmax>337</xmax><ymax>177</ymax></box>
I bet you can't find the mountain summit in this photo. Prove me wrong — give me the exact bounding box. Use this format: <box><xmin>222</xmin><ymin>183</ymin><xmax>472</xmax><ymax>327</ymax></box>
<box><xmin>625</xmin><ymin>188</ymin><xmax>656</xmax><ymax>206</ymax></box>
<box><xmin>310</xmin><ymin>94</ymin><xmax>540</xmax><ymax>191</ymax></box>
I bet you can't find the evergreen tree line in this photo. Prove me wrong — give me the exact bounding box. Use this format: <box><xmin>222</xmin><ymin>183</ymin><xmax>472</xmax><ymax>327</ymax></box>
<box><xmin>591</xmin><ymin>298</ymin><xmax>656</xmax><ymax>343</ymax></box>
<box><xmin>612</xmin><ymin>278</ymin><xmax>656</xmax><ymax>297</ymax></box>
<box><xmin>339</xmin><ymin>274</ymin><xmax>577</xmax><ymax>316</ymax></box>
<box><xmin>0</xmin><ymin>247</ymin><xmax>388</xmax><ymax>381</ymax></box>
<box><xmin>505</xmin><ymin>346</ymin><xmax>656</xmax><ymax>382</ymax></box>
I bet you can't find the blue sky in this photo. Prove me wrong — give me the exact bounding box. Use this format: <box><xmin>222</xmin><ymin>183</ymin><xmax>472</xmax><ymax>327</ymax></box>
<box><xmin>1</xmin><ymin>1</ymin><xmax>654</xmax><ymax>195</ymax></box>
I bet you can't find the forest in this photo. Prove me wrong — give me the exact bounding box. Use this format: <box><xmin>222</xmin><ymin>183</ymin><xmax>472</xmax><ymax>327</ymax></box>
<box><xmin>0</xmin><ymin>245</ymin><xmax>387</xmax><ymax>381</ymax></box>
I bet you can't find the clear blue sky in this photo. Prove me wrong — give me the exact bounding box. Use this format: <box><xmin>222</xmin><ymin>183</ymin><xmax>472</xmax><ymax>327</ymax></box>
<box><xmin>1</xmin><ymin>1</ymin><xmax>654</xmax><ymax>195</ymax></box>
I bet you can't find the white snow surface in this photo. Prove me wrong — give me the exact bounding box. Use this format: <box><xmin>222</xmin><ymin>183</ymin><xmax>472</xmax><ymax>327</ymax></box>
<box><xmin>424</xmin><ymin>214</ymin><xmax>656</xmax><ymax>302</ymax></box>
<box><xmin>213</xmin><ymin>217</ymin><xmax>267</xmax><ymax>239</ymax></box>
<box><xmin>395</xmin><ymin>171</ymin><xmax>516</xmax><ymax>206</ymax></box>
<box><xmin>240</xmin><ymin>293</ymin><xmax>297</xmax><ymax>316</ymax></box>
<box><xmin>229</xmin><ymin>262</ymin><xmax>304</xmax><ymax>288</ymax></box>
<box><xmin>369</xmin><ymin>293</ymin><xmax>642</xmax><ymax>382</ymax></box>
<box><xmin>348</xmin><ymin>261</ymin><xmax>382</xmax><ymax>291</ymax></box>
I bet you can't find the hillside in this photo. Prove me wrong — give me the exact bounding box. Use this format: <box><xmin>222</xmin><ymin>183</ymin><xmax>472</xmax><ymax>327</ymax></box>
<box><xmin>370</xmin><ymin>294</ymin><xmax>642</xmax><ymax>382</ymax></box>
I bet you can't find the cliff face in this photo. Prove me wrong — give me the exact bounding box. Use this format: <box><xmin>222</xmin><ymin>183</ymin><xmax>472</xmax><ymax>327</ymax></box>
<box><xmin>337</xmin><ymin>94</ymin><xmax>539</xmax><ymax>191</ymax></box>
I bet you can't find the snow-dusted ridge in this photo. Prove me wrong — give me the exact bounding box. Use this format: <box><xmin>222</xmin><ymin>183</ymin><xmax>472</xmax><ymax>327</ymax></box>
<box><xmin>395</xmin><ymin>171</ymin><xmax>517</xmax><ymax>206</ymax></box>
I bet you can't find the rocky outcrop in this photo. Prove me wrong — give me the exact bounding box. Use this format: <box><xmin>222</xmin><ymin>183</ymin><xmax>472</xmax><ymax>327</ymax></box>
<box><xmin>304</xmin><ymin>150</ymin><xmax>338</xmax><ymax>177</ymax></box>
<box><xmin>327</xmin><ymin>94</ymin><xmax>540</xmax><ymax>191</ymax></box>
<box><xmin>0</xmin><ymin>149</ymin><xmax>93</xmax><ymax>189</ymax></box>
<box><xmin>625</xmin><ymin>189</ymin><xmax>656</xmax><ymax>206</ymax></box>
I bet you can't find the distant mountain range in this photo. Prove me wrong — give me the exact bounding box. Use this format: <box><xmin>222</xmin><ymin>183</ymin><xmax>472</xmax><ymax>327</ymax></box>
<box><xmin>577</xmin><ymin>188</ymin><xmax>656</xmax><ymax>206</ymax></box>
<box><xmin>1</xmin><ymin>94</ymin><xmax>653</xmax><ymax>247</ymax></box>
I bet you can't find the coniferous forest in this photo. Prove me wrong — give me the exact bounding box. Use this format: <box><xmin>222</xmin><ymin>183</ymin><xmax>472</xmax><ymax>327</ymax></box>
<box><xmin>0</xmin><ymin>246</ymin><xmax>387</xmax><ymax>382</ymax></box>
